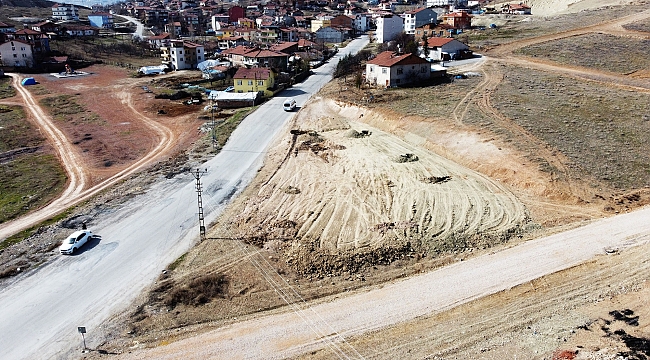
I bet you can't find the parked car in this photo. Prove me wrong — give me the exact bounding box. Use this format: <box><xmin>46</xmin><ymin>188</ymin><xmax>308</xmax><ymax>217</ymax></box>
<box><xmin>224</xmin><ymin>86</ymin><xmax>234</xmax><ymax>92</ymax></box>
<box><xmin>283</xmin><ymin>98</ymin><xmax>297</xmax><ymax>111</ymax></box>
<box><xmin>60</xmin><ymin>230</ymin><xmax>93</xmax><ymax>255</ymax></box>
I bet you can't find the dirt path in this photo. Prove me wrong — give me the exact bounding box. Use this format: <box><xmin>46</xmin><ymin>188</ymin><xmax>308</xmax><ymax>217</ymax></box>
<box><xmin>0</xmin><ymin>74</ymin><xmax>177</xmax><ymax>240</ymax></box>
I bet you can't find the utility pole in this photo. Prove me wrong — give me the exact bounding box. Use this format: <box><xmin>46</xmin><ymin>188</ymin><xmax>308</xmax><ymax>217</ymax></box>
<box><xmin>190</xmin><ymin>168</ymin><xmax>208</xmax><ymax>240</ymax></box>
<box><xmin>211</xmin><ymin>99</ymin><xmax>218</xmax><ymax>150</ymax></box>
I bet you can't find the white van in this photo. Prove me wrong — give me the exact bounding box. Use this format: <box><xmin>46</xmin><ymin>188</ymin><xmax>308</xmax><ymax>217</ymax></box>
<box><xmin>283</xmin><ymin>99</ymin><xmax>296</xmax><ymax>111</ymax></box>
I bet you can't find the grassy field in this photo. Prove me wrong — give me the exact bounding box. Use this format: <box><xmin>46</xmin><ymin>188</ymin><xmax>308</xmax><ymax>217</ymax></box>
<box><xmin>0</xmin><ymin>105</ymin><xmax>66</xmax><ymax>225</ymax></box>
<box><xmin>0</xmin><ymin>77</ymin><xmax>16</xmax><ymax>99</ymax></box>
<box><xmin>40</xmin><ymin>94</ymin><xmax>105</xmax><ymax>125</ymax></box>
<box><xmin>491</xmin><ymin>65</ymin><xmax>650</xmax><ymax>190</ymax></box>
<box><xmin>516</xmin><ymin>33</ymin><xmax>650</xmax><ymax>74</ymax></box>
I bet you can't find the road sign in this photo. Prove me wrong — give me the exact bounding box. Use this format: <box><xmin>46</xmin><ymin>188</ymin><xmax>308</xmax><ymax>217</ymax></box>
<box><xmin>77</xmin><ymin>327</ymin><xmax>86</xmax><ymax>334</ymax></box>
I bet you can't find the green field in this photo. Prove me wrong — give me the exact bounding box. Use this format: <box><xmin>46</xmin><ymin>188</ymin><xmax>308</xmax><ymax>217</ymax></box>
<box><xmin>0</xmin><ymin>105</ymin><xmax>66</xmax><ymax>225</ymax></box>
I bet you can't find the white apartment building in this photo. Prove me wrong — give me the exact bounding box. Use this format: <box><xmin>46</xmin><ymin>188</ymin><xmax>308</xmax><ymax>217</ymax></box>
<box><xmin>374</xmin><ymin>14</ymin><xmax>403</xmax><ymax>43</ymax></box>
<box><xmin>0</xmin><ymin>40</ymin><xmax>34</xmax><ymax>67</ymax></box>
<box><xmin>52</xmin><ymin>3</ymin><xmax>79</xmax><ymax>21</ymax></box>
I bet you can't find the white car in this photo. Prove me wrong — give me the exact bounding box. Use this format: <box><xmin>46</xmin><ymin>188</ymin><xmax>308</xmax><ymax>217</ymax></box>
<box><xmin>283</xmin><ymin>99</ymin><xmax>296</xmax><ymax>111</ymax></box>
<box><xmin>60</xmin><ymin>230</ymin><xmax>93</xmax><ymax>255</ymax></box>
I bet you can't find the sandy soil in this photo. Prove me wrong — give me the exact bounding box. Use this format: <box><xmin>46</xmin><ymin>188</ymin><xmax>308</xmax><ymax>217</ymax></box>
<box><xmin>229</xmin><ymin>97</ymin><xmax>528</xmax><ymax>254</ymax></box>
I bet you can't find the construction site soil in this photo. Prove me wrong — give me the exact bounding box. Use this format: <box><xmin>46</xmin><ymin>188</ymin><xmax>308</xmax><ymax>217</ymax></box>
<box><xmin>1</xmin><ymin>1</ymin><xmax>650</xmax><ymax>358</ymax></box>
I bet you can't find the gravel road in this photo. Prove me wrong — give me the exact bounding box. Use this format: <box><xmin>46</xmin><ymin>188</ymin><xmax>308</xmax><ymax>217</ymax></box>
<box><xmin>120</xmin><ymin>206</ymin><xmax>650</xmax><ymax>359</ymax></box>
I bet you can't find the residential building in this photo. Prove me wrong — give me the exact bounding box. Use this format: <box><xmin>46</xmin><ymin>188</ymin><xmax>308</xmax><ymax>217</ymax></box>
<box><xmin>278</xmin><ymin>28</ymin><xmax>299</xmax><ymax>42</ymax></box>
<box><xmin>14</xmin><ymin>29</ymin><xmax>50</xmax><ymax>54</ymax></box>
<box><xmin>0</xmin><ymin>22</ymin><xmax>16</xmax><ymax>34</ymax></box>
<box><xmin>352</xmin><ymin>13</ymin><xmax>370</xmax><ymax>32</ymax></box>
<box><xmin>365</xmin><ymin>51</ymin><xmax>430</xmax><ymax>87</ymax></box>
<box><xmin>31</xmin><ymin>21</ymin><xmax>59</xmax><ymax>34</ymax></box>
<box><xmin>442</xmin><ymin>11</ymin><xmax>472</xmax><ymax>29</ymax></box>
<box><xmin>401</xmin><ymin>8</ymin><xmax>437</xmax><ymax>35</ymax></box>
<box><xmin>375</xmin><ymin>14</ymin><xmax>403</xmax><ymax>43</ymax></box>
<box><xmin>233</xmin><ymin>67</ymin><xmax>276</xmax><ymax>97</ymax></box>
<box><xmin>315</xmin><ymin>26</ymin><xmax>344</xmax><ymax>43</ymax></box>
<box><xmin>88</xmin><ymin>13</ymin><xmax>115</xmax><ymax>29</ymax></box>
<box><xmin>0</xmin><ymin>40</ymin><xmax>35</xmax><ymax>67</ymax></box>
<box><xmin>165</xmin><ymin>22</ymin><xmax>183</xmax><ymax>37</ymax></box>
<box><xmin>161</xmin><ymin>40</ymin><xmax>205</xmax><ymax>70</ymax></box>
<box><xmin>422</xmin><ymin>37</ymin><xmax>471</xmax><ymax>61</ymax></box>
<box><xmin>426</xmin><ymin>0</ymin><xmax>452</xmax><ymax>6</ymax></box>
<box><xmin>228</xmin><ymin>6</ymin><xmax>245</xmax><ymax>23</ymax></box>
<box><xmin>503</xmin><ymin>3</ymin><xmax>532</xmax><ymax>14</ymax></box>
<box><xmin>331</xmin><ymin>14</ymin><xmax>353</xmax><ymax>29</ymax></box>
<box><xmin>311</xmin><ymin>18</ymin><xmax>331</xmax><ymax>32</ymax></box>
<box><xmin>147</xmin><ymin>32</ymin><xmax>172</xmax><ymax>48</ymax></box>
<box><xmin>63</xmin><ymin>25</ymin><xmax>99</xmax><ymax>37</ymax></box>
<box><xmin>52</xmin><ymin>3</ymin><xmax>79</xmax><ymax>21</ymax></box>
<box><xmin>221</xmin><ymin>45</ymin><xmax>289</xmax><ymax>70</ymax></box>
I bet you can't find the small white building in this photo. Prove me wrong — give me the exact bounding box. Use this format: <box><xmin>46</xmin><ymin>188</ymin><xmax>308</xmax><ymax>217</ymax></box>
<box><xmin>401</xmin><ymin>8</ymin><xmax>437</xmax><ymax>35</ymax></box>
<box><xmin>423</xmin><ymin>37</ymin><xmax>471</xmax><ymax>61</ymax></box>
<box><xmin>0</xmin><ymin>40</ymin><xmax>35</xmax><ymax>67</ymax></box>
<box><xmin>365</xmin><ymin>51</ymin><xmax>430</xmax><ymax>87</ymax></box>
<box><xmin>375</xmin><ymin>14</ymin><xmax>404</xmax><ymax>43</ymax></box>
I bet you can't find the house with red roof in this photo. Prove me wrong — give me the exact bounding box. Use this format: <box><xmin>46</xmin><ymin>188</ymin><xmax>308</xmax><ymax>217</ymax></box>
<box><xmin>442</xmin><ymin>11</ymin><xmax>472</xmax><ymax>29</ymax></box>
<box><xmin>423</xmin><ymin>37</ymin><xmax>471</xmax><ymax>61</ymax></box>
<box><xmin>503</xmin><ymin>3</ymin><xmax>532</xmax><ymax>14</ymax></box>
<box><xmin>221</xmin><ymin>45</ymin><xmax>289</xmax><ymax>70</ymax></box>
<box><xmin>233</xmin><ymin>67</ymin><xmax>276</xmax><ymax>97</ymax></box>
<box><xmin>365</xmin><ymin>51</ymin><xmax>430</xmax><ymax>87</ymax></box>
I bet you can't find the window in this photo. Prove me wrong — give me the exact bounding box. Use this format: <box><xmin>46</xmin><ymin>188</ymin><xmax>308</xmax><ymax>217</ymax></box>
<box><xmin>172</xmin><ymin>50</ymin><xmax>175</xmax><ymax>54</ymax></box>
<box><xmin>179</xmin><ymin>50</ymin><xmax>183</xmax><ymax>54</ymax></box>
<box><xmin>11</xmin><ymin>46</ymin><xmax>16</xmax><ymax>51</ymax></box>
<box><xmin>13</xmin><ymin>54</ymin><xmax>17</xmax><ymax>58</ymax></box>
<box><xmin>21</xmin><ymin>47</ymin><xmax>26</xmax><ymax>51</ymax></box>
<box><xmin>248</xmin><ymin>80</ymin><xmax>253</xmax><ymax>85</ymax></box>
<box><xmin>370</xmin><ymin>66</ymin><xmax>374</xmax><ymax>72</ymax></box>
<box><xmin>397</xmin><ymin>67</ymin><xmax>403</xmax><ymax>75</ymax></box>
<box><xmin>382</xmin><ymin>68</ymin><xmax>387</xmax><ymax>74</ymax></box>
<box><xmin>257</xmin><ymin>80</ymin><xmax>264</xmax><ymax>86</ymax></box>
<box><xmin>22</xmin><ymin>54</ymin><xmax>27</xmax><ymax>58</ymax></box>
<box><xmin>180</xmin><ymin>58</ymin><xmax>184</xmax><ymax>61</ymax></box>
<box><xmin>421</xmin><ymin>66</ymin><xmax>427</xmax><ymax>73</ymax></box>
<box><xmin>237</xmin><ymin>80</ymin><xmax>242</xmax><ymax>85</ymax></box>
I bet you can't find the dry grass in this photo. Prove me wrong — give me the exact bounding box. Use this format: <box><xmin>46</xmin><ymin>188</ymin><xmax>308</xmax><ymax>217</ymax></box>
<box><xmin>516</xmin><ymin>33</ymin><xmax>650</xmax><ymax>74</ymax></box>
<box><xmin>491</xmin><ymin>65</ymin><xmax>650</xmax><ymax>190</ymax></box>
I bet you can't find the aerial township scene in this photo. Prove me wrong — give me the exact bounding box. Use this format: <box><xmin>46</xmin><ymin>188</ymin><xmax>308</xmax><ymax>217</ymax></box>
<box><xmin>0</xmin><ymin>0</ymin><xmax>649</xmax><ymax>357</ymax></box>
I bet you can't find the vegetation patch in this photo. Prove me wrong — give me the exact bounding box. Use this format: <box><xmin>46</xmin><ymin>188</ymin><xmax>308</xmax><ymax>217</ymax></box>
<box><xmin>152</xmin><ymin>274</ymin><xmax>229</xmax><ymax>308</ymax></box>
<box><xmin>0</xmin><ymin>77</ymin><xmax>16</xmax><ymax>99</ymax></box>
<box><xmin>40</xmin><ymin>94</ymin><xmax>104</xmax><ymax>125</ymax></box>
<box><xmin>0</xmin><ymin>105</ymin><xmax>66</xmax><ymax>225</ymax></box>
<box><xmin>516</xmin><ymin>33</ymin><xmax>650</xmax><ymax>74</ymax></box>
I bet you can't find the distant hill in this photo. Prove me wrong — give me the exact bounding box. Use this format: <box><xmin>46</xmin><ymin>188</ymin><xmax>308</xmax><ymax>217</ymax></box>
<box><xmin>0</xmin><ymin>0</ymin><xmax>55</xmax><ymax>8</ymax></box>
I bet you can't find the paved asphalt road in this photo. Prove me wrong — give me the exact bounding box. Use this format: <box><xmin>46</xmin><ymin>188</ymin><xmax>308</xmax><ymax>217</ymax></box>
<box><xmin>0</xmin><ymin>36</ymin><xmax>369</xmax><ymax>360</ymax></box>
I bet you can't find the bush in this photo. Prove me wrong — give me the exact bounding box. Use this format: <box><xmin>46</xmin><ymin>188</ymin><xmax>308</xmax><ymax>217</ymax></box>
<box><xmin>163</xmin><ymin>274</ymin><xmax>228</xmax><ymax>308</ymax></box>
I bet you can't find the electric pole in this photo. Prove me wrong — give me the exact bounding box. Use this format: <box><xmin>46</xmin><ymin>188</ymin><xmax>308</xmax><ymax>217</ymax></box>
<box><xmin>190</xmin><ymin>168</ymin><xmax>208</xmax><ymax>240</ymax></box>
<box><xmin>211</xmin><ymin>100</ymin><xmax>218</xmax><ymax>150</ymax></box>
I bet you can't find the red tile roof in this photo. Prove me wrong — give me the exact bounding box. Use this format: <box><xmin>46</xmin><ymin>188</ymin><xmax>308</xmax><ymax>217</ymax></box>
<box><xmin>426</xmin><ymin>37</ymin><xmax>454</xmax><ymax>47</ymax></box>
<box><xmin>234</xmin><ymin>67</ymin><xmax>272</xmax><ymax>80</ymax></box>
<box><xmin>366</xmin><ymin>51</ymin><xmax>428</xmax><ymax>67</ymax></box>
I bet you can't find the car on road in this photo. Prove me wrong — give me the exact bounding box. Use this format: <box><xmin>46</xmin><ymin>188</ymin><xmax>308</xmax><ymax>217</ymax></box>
<box><xmin>224</xmin><ymin>86</ymin><xmax>234</xmax><ymax>92</ymax></box>
<box><xmin>283</xmin><ymin>99</ymin><xmax>297</xmax><ymax>111</ymax></box>
<box><xmin>60</xmin><ymin>230</ymin><xmax>93</xmax><ymax>255</ymax></box>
